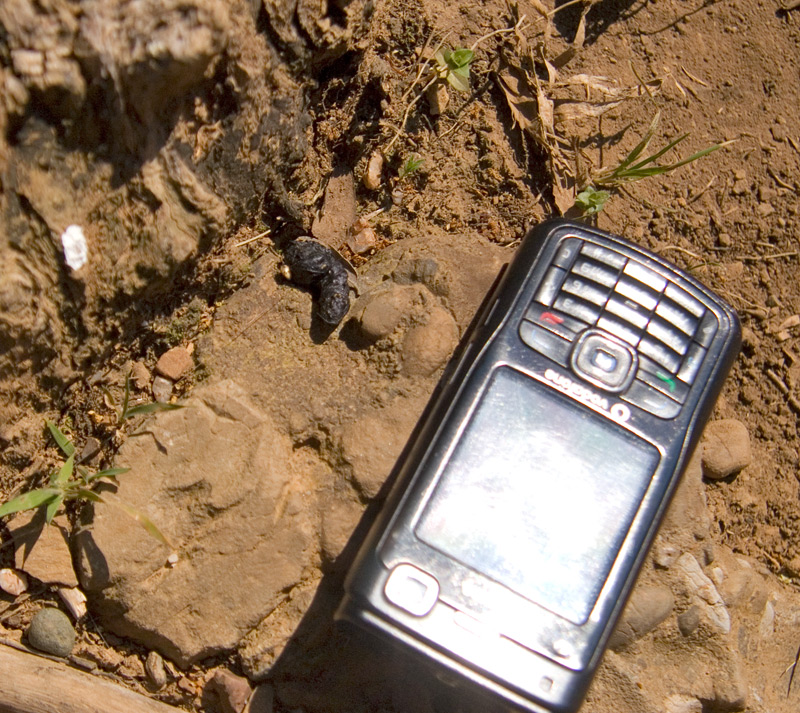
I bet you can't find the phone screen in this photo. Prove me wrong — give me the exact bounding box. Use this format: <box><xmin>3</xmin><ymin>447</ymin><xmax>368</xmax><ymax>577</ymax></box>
<box><xmin>415</xmin><ymin>366</ymin><xmax>660</xmax><ymax>624</ymax></box>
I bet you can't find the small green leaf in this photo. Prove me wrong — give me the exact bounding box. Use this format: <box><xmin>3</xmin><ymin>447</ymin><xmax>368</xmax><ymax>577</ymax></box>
<box><xmin>575</xmin><ymin>186</ymin><xmax>611</xmax><ymax>215</ymax></box>
<box><xmin>51</xmin><ymin>453</ymin><xmax>75</xmax><ymax>486</ymax></box>
<box><xmin>0</xmin><ymin>488</ymin><xmax>61</xmax><ymax>519</ymax></box>
<box><xmin>123</xmin><ymin>402</ymin><xmax>184</xmax><ymax>419</ymax></box>
<box><xmin>45</xmin><ymin>493</ymin><xmax>65</xmax><ymax>524</ymax></box>
<box><xmin>46</xmin><ymin>420</ymin><xmax>75</xmax><ymax>457</ymax></box>
<box><xmin>447</xmin><ymin>65</ymin><xmax>471</xmax><ymax>93</ymax></box>
<box><xmin>448</xmin><ymin>48</ymin><xmax>474</xmax><ymax>69</ymax></box>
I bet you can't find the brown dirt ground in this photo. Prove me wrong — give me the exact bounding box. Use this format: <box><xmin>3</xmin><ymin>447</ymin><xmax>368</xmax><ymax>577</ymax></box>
<box><xmin>3</xmin><ymin>0</ymin><xmax>800</xmax><ymax>711</ymax></box>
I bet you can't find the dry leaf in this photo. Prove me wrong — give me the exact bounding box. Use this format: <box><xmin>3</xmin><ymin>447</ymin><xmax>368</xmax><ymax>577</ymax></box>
<box><xmin>554</xmin><ymin>99</ymin><xmax>624</xmax><ymax>124</ymax></box>
<box><xmin>498</xmin><ymin>68</ymin><xmax>538</xmax><ymax>132</ymax></box>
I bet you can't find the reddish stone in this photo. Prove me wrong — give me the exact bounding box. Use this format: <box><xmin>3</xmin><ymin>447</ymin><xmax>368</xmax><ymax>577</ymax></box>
<box><xmin>155</xmin><ymin>346</ymin><xmax>193</xmax><ymax>380</ymax></box>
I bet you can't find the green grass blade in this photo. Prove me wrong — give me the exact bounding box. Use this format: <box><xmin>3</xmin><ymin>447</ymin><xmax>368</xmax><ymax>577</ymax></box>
<box><xmin>651</xmin><ymin>142</ymin><xmax>729</xmax><ymax>172</ymax></box>
<box><xmin>123</xmin><ymin>402</ymin><xmax>184</xmax><ymax>419</ymax></box>
<box><xmin>45</xmin><ymin>493</ymin><xmax>65</xmax><ymax>524</ymax></box>
<box><xmin>51</xmin><ymin>453</ymin><xmax>75</xmax><ymax>486</ymax></box>
<box><xmin>89</xmin><ymin>492</ymin><xmax>172</xmax><ymax>548</ymax></box>
<box><xmin>120</xmin><ymin>372</ymin><xmax>132</xmax><ymax>422</ymax></box>
<box><xmin>0</xmin><ymin>488</ymin><xmax>61</xmax><ymax>519</ymax></box>
<box><xmin>613</xmin><ymin>112</ymin><xmax>660</xmax><ymax>173</ymax></box>
<box><xmin>626</xmin><ymin>133</ymin><xmax>689</xmax><ymax>171</ymax></box>
<box><xmin>84</xmin><ymin>467</ymin><xmax>130</xmax><ymax>483</ymax></box>
<box><xmin>46</xmin><ymin>420</ymin><xmax>75</xmax><ymax>457</ymax></box>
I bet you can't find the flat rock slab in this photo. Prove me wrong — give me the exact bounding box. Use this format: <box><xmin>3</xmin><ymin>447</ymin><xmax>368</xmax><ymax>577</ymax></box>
<box><xmin>75</xmin><ymin>380</ymin><xmax>319</xmax><ymax>665</ymax></box>
<box><xmin>9</xmin><ymin>512</ymin><xmax>79</xmax><ymax>587</ymax></box>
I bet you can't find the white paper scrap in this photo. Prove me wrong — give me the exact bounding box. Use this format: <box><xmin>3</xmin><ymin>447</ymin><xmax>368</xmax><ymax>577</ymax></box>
<box><xmin>61</xmin><ymin>224</ymin><xmax>88</xmax><ymax>270</ymax></box>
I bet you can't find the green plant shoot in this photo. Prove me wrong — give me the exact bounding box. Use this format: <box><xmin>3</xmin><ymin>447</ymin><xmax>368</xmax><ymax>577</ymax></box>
<box><xmin>573</xmin><ymin>113</ymin><xmax>733</xmax><ymax>215</ymax></box>
<box><xmin>593</xmin><ymin>112</ymin><xmax>732</xmax><ymax>188</ymax></box>
<box><xmin>0</xmin><ymin>421</ymin><xmax>171</xmax><ymax>547</ymax></box>
<box><xmin>434</xmin><ymin>47</ymin><xmax>474</xmax><ymax>93</ymax></box>
<box><xmin>398</xmin><ymin>154</ymin><xmax>424</xmax><ymax>181</ymax></box>
<box><xmin>575</xmin><ymin>186</ymin><xmax>611</xmax><ymax>215</ymax></box>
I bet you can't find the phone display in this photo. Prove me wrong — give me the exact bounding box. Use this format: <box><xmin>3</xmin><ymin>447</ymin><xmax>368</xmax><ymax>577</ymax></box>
<box><xmin>337</xmin><ymin>219</ymin><xmax>740</xmax><ymax>713</ymax></box>
<box><xmin>415</xmin><ymin>366</ymin><xmax>659</xmax><ymax>625</ymax></box>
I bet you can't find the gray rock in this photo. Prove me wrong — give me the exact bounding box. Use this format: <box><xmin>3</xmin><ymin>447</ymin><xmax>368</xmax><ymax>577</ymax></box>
<box><xmin>677</xmin><ymin>605</ymin><xmax>701</xmax><ymax>637</ymax></box>
<box><xmin>609</xmin><ymin>584</ymin><xmax>674</xmax><ymax>650</ymax></box>
<box><xmin>701</xmin><ymin>419</ymin><xmax>751</xmax><ymax>480</ymax></box>
<box><xmin>146</xmin><ymin>650</ymin><xmax>168</xmax><ymax>689</ymax></box>
<box><xmin>401</xmin><ymin>306</ymin><xmax>459</xmax><ymax>376</ymax></box>
<box><xmin>27</xmin><ymin>607</ymin><xmax>76</xmax><ymax>657</ymax></box>
<box><xmin>75</xmin><ymin>381</ymin><xmax>317</xmax><ymax>665</ymax></box>
<box><xmin>152</xmin><ymin>375</ymin><xmax>174</xmax><ymax>402</ymax></box>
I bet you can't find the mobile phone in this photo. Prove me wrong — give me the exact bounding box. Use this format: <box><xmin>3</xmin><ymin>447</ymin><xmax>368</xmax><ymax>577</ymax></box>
<box><xmin>336</xmin><ymin>219</ymin><xmax>741</xmax><ymax>713</ymax></box>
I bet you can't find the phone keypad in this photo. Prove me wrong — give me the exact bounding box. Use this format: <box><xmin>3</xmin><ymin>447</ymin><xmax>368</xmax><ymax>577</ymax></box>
<box><xmin>519</xmin><ymin>236</ymin><xmax>720</xmax><ymax>419</ymax></box>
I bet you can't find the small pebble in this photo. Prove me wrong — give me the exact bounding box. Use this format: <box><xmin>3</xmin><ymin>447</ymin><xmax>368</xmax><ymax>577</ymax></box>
<box><xmin>770</xmin><ymin>124</ymin><xmax>786</xmax><ymax>142</ymax></box>
<box><xmin>206</xmin><ymin>668</ymin><xmax>253</xmax><ymax>713</ymax></box>
<box><xmin>701</xmin><ymin>419</ymin><xmax>751</xmax><ymax>480</ymax></box>
<box><xmin>131</xmin><ymin>361</ymin><xmax>151</xmax><ymax>390</ymax></box>
<box><xmin>362</xmin><ymin>151</ymin><xmax>383</xmax><ymax>190</ymax></box>
<box><xmin>654</xmin><ymin>543</ymin><xmax>679</xmax><ymax>569</ymax></box>
<box><xmin>153</xmin><ymin>376</ymin><xmax>174</xmax><ymax>403</ymax></box>
<box><xmin>146</xmin><ymin>651</ymin><xmax>168</xmax><ymax>689</ymax></box>
<box><xmin>609</xmin><ymin>585</ymin><xmax>674</xmax><ymax>650</ymax></box>
<box><xmin>155</xmin><ymin>346</ymin><xmax>193</xmax><ymax>381</ymax></box>
<box><xmin>79</xmin><ymin>437</ymin><xmax>102</xmax><ymax>465</ymax></box>
<box><xmin>27</xmin><ymin>608</ymin><xmax>76</xmax><ymax>657</ymax></box>
<box><xmin>346</xmin><ymin>225</ymin><xmax>377</xmax><ymax>255</ymax></box>
<box><xmin>677</xmin><ymin>605</ymin><xmax>701</xmax><ymax>636</ymax></box>
<box><xmin>0</xmin><ymin>568</ymin><xmax>28</xmax><ymax>596</ymax></box>
<box><xmin>57</xmin><ymin>586</ymin><xmax>88</xmax><ymax>620</ymax></box>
